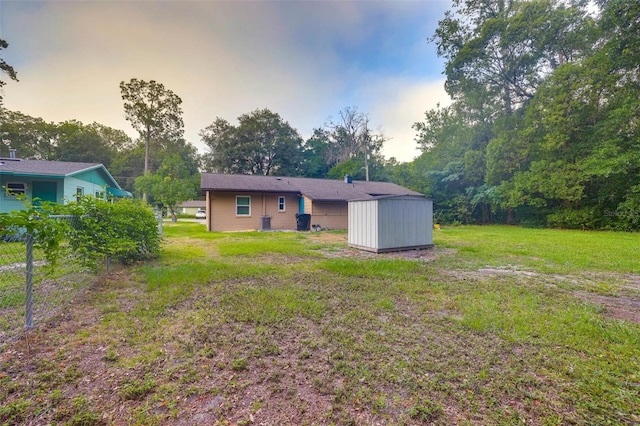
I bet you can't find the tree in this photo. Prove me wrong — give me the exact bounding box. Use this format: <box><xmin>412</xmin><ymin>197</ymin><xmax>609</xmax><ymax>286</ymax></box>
<box><xmin>433</xmin><ymin>0</ymin><xmax>595</xmax><ymax>116</ymax></box>
<box><xmin>134</xmin><ymin>154</ymin><xmax>199</xmax><ymax>220</ymax></box>
<box><xmin>324</xmin><ymin>107</ymin><xmax>386</xmax><ymax>181</ymax></box>
<box><xmin>120</xmin><ymin>79</ymin><xmax>184</xmax><ymax>174</ymax></box>
<box><xmin>412</xmin><ymin>0</ymin><xmax>600</xmax><ymax>226</ymax></box>
<box><xmin>109</xmin><ymin>143</ymin><xmax>146</xmax><ymax>193</ymax></box>
<box><xmin>299</xmin><ymin>128</ymin><xmax>332</xmax><ymax>179</ymax></box>
<box><xmin>200</xmin><ymin>108</ymin><xmax>303</xmax><ymax>176</ymax></box>
<box><xmin>0</xmin><ymin>109</ymin><xmax>57</xmax><ymax>159</ymax></box>
<box><xmin>0</xmin><ymin>39</ymin><xmax>18</xmax><ymax>105</ymax></box>
<box><xmin>87</xmin><ymin>122</ymin><xmax>135</xmax><ymax>152</ymax></box>
<box><xmin>109</xmin><ymin>136</ymin><xmax>200</xmax><ymax>194</ymax></box>
<box><xmin>53</xmin><ymin>120</ymin><xmax>117</xmax><ymax>165</ymax></box>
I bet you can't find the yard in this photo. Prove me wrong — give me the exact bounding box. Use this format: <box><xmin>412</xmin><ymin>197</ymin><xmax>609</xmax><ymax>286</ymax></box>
<box><xmin>1</xmin><ymin>224</ymin><xmax>639</xmax><ymax>425</ymax></box>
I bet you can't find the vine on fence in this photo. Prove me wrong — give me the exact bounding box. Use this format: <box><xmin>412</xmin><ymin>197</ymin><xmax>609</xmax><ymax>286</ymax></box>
<box><xmin>0</xmin><ymin>200</ymin><xmax>66</xmax><ymax>267</ymax></box>
<box><xmin>0</xmin><ymin>197</ymin><xmax>161</xmax><ymax>270</ymax></box>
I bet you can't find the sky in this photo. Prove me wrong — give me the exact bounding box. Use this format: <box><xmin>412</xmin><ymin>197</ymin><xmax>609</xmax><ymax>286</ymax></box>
<box><xmin>0</xmin><ymin>0</ymin><xmax>452</xmax><ymax>163</ymax></box>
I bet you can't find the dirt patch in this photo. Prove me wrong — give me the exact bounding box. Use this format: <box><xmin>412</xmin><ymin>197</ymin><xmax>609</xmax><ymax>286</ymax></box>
<box><xmin>477</xmin><ymin>268</ymin><xmax>539</xmax><ymax>277</ymax></box>
<box><xmin>306</xmin><ymin>231</ymin><xmax>348</xmax><ymax>243</ymax></box>
<box><xmin>313</xmin><ymin>234</ymin><xmax>454</xmax><ymax>262</ymax></box>
<box><xmin>574</xmin><ymin>291</ymin><xmax>640</xmax><ymax>325</ymax></box>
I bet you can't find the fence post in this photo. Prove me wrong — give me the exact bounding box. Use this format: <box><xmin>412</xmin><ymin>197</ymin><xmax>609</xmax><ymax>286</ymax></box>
<box><xmin>156</xmin><ymin>211</ymin><xmax>163</xmax><ymax>236</ymax></box>
<box><xmin>25</xmin><ymin>232</ymin><xmax>34</xmax><ymax>330</ymax></box>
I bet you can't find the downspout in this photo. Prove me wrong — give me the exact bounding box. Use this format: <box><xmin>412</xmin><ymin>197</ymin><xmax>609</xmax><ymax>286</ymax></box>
<box><xmin>206</xmin><ymin>190</ymin><xmax>212</xmax><ymax>231</ymax></box>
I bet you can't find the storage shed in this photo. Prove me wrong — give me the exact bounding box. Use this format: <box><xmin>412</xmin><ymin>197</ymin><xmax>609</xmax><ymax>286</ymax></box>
<box><xmin>348</xmin><ymin>195</ymin><xmax>433</xmax><ymax>253</ymax></box>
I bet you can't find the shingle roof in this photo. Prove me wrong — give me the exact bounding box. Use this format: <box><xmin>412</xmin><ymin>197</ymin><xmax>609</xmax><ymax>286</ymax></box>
<box><xmin>0</xmin><ymin>158</ymin><xmax>120</xmax><ymax>188</ymax></box>
<box><xmin>200</xmin><ymin>173</ymin><xmax>424</xmax><ymax>201</ymax></box>
<box><xmin>179</xmin><ymin>200</ymin><xmax>206</xmax><ymax>208</ymax></box>
<box><xmin>0</xmin><ymin>158</ymin><xmax>103</xmax><ymax>177</ymax></box>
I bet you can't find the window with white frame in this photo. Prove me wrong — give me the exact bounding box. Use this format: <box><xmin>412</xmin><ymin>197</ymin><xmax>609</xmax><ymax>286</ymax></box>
<box><xmin>278</xmin><ymin>196</ymin><xmax>286</xmax><ymax>212</ymax></box>
<box><xmin>76</xmin><ymin>186</ymin><xmax>84</xmax><ymax>202</ymax></box>
<box><xmin>5</xmin><ymin>182</ymin><xmax>26</xmax><ymax>197</ymax></box>
<box><xmin>236</xmin><ymin>195</ymin><xmax>251</xmax><ymax>216</ymax></box>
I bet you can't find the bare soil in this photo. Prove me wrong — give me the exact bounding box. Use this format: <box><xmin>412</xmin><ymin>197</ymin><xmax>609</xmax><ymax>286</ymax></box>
<box><xmin>2</xmin><ymin>233</ymin><xmax>639</xmax><ymax>425</ymax></box>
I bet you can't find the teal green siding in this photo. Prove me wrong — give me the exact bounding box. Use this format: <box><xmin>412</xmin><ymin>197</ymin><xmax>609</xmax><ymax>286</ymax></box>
<box><xmin>0</xmin><ymin>176</ymin><xmax>63</xmax><ymax>213</ymax></box>
<box><xmin>0</xmin><ymin>164</ymin><xmax>120</xmax><ymax>213</ymax></box>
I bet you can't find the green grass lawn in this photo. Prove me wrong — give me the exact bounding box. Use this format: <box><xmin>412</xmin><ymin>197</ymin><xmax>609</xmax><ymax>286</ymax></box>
<box><xmin>1</xmin><ymin>223</ymin><xmax>639</xmax><ymax>425</ymax></box>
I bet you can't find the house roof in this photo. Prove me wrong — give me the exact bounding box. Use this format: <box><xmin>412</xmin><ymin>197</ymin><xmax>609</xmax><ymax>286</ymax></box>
<box><xmin>0</xmin><ymin>158</ymin><xmax>121</xmax><ymax>189</ymax></box>
<box><xmin>179</xmin><ymin>200</ymin><xmax>206</xmax><ymax>208</ymax></box>
<box><xmin>200</xmin><ymin>173</ymin><xmax>424</xmax><ymax>202</ymax></box>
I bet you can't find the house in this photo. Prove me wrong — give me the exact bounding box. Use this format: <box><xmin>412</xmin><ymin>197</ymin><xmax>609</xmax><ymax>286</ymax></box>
<box><xmin>200</xmin><ymin>173</ymin><xmax>425</xmax><ymax>232</ymax></box>
<box><xmin>0</xmin><ymin>155</ymin><xmax>130</xmax><ymax>214</ymax></box>
<box><xmin>177</xmin><ymin>199</ymin><xmax>206</xmax><ymax>215</ymax></box>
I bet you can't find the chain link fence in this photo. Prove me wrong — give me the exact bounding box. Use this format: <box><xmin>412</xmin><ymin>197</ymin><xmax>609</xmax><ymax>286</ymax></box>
<box><xmin>0</xmin><ymin>216</ymin><xmax>91</xmax><ymax>350</ymax></box>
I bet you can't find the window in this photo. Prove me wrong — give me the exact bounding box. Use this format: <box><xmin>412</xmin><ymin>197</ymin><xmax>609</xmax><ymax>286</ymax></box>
<box><xmin>5</xmin><ymin>182</ymin><xmax>25</xmax><ymax>197</ymax></box>
<box><xmin>278</xmin><ymin>196</ymin><xmax>286</xmax><ymax>212</ymax></box>
<box><xmin>95</xmin><ymin>190</ymin><xmax>105</xmax><ymax>199</ymax></box>
<box><xmin>76</xmin><ymin>186</ymin><xmax>84</xmax><ymax>202</ymax></box>
<box><xmin>236</xmin><ymin>196</ymin><xmax>251</xmax><ymax>216</ymax></box>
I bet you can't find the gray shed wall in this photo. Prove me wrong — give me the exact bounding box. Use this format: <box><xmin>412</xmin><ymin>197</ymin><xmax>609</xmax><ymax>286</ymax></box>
<box><xmin>348</xmin><ymin>196</ymin><xmax>433</xmax><ymax>253</ymax></box>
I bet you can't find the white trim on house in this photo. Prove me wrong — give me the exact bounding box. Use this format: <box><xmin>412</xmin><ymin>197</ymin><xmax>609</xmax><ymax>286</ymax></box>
<box><xmin>5</xmin><ymin>182</ymin><xmax>25</xmax><ymax>197</ymax></box>
<box><xmin>236</xmin><ymin>195</ymin><xmax>251</xmax><ymax>217</ymax></box>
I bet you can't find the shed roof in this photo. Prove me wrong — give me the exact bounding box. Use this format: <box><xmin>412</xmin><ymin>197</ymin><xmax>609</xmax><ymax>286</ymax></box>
<box><xmin>0</xmin><ymin>158</ymin><xmax>121</xmax><ymax>188</ymax></box>
<box><xmin>200</xmin><ymin>173</ymin><xmax>423</xmax><ymax>202</ymax></box>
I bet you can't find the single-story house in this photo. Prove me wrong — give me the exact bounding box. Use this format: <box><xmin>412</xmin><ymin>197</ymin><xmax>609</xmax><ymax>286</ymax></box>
<box><xmin>0</xmin><ymin>155</ymin><xmax>130</xmax><ymax>214</ymax></box>
<box><xmin>177</xmin><ymin>199</ymin><xmax>206</xmax><ymax>215</ymax></box>
<box><xmin>200</xmin><ymin>173</ymin><xmax>425</xmax><ymax>232</ymax></box>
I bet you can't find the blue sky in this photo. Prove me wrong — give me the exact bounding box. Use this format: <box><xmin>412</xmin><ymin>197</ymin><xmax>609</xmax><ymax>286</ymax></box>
<box><xmin>0</xmin><ymin>0</ymin><xmax>452</xmax><ymax>162</ymax></box>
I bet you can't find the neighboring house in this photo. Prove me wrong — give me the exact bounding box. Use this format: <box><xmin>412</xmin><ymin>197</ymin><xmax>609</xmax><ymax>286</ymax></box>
<box><xmin>200</xmin><ymin>173</ymin><xmax>425</xmax><ymax>232</ymax></box>
<box><xmin>177</xmin><ymin>199</ymin><xmax>206</xmax><ymax>215</ymax></box>
<box><xmin>0</xmin><ymin>156</ymin><xmax>130</xmax><ymax>214</ymax></box>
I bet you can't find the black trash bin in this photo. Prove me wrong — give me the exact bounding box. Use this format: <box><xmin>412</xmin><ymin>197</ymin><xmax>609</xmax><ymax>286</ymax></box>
<box><xmin>296</xmin><ymin>213</ymin><xmax>311</xmax><ymax>231</ymax></box>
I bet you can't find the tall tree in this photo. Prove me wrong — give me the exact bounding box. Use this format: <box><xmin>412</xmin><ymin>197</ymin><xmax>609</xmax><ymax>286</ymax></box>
<box><xmin>200</xmin><ymin>108</ymin><xmax>303</xmax><ymax>176</ymax></box>
<box><xmin>433</xmin><ymin>0</ymin><xmax>595</xmax><ymax>116</ymax></box>
<box><xmin>324</xmin><ymin>107</ymin><xmax>386</xmax><ymax>181</ymax></box>
<box><xmin>414</xmin><ymin>0</ymin><xmax>597</xmax><ymax>225</ymax></box>
<box><xmin>119</xmin><ymin>79</ymin><xmax>184</xmax><ymax>174</ymax></box>
<box><xmin>110</xmin><ymin>137</ymin><xmax>200</xmax><ymax>193</ymax></box>
<box><xmin>0</xmin><ymin>39</ymin><xmax>18</xmax><ymax>105</ymax></box>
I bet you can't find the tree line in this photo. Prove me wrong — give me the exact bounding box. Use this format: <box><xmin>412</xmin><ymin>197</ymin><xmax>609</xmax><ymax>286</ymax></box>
<box><xmin>0</xmin><ymin>71</ymin><xmax>391</xmax><ymax>216</ymax></box>
<box><xmin>1</xmin><ymin>0</ymin><xmax>639</xmax><ymax>230</ymax></box>
<box><xmin>390</xmin><ymin>0</ymin><xmax>639</xmax><ymax>230</ymax></box>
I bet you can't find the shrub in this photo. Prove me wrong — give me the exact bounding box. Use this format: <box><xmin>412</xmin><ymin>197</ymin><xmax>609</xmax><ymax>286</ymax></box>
<box><xmin>64</xmin><ymin>197</ymin><xmax>161</xmax><ymax>267</ymax></box>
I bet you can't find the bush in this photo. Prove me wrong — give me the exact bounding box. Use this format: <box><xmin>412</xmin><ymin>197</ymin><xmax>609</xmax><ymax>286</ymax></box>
<box><xmin>64</xmin><ymin>197</ymin><xmax>161</xmax><ymax>267</ymax></box>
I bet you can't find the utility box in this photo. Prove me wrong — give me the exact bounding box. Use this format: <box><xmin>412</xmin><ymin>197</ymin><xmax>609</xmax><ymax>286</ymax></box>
<box><xmin>261</xmin><ymin>215</ymin><xmax>271</xmax><ymax>231</ymax></box>
<box><xmin>348</xmin><ymin>195</ymin><xmax>433</xmax><ymax>253</ymax></box>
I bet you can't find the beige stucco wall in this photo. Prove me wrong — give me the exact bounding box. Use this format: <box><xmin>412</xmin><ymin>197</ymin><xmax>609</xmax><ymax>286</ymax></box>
<box><xmin>205</xmin><ymin>191</ymin><xmax>349</xmax><ymax>231</ymax></box>
<box><xmin>206</xmin><ymin>191</ymin><xmax>299</xmax><ymax>231</ymax></box>
<box><xmin>309</xmin><ymin>201</ymin><xmax>348</xmax><ymax>230</ymax></box>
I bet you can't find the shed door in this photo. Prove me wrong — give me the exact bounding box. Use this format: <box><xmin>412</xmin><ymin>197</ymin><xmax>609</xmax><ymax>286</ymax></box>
<box><xmin>32</xmin><ymin>181</ymin><xmax>57</xmax><ymax>205</ymax></box>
